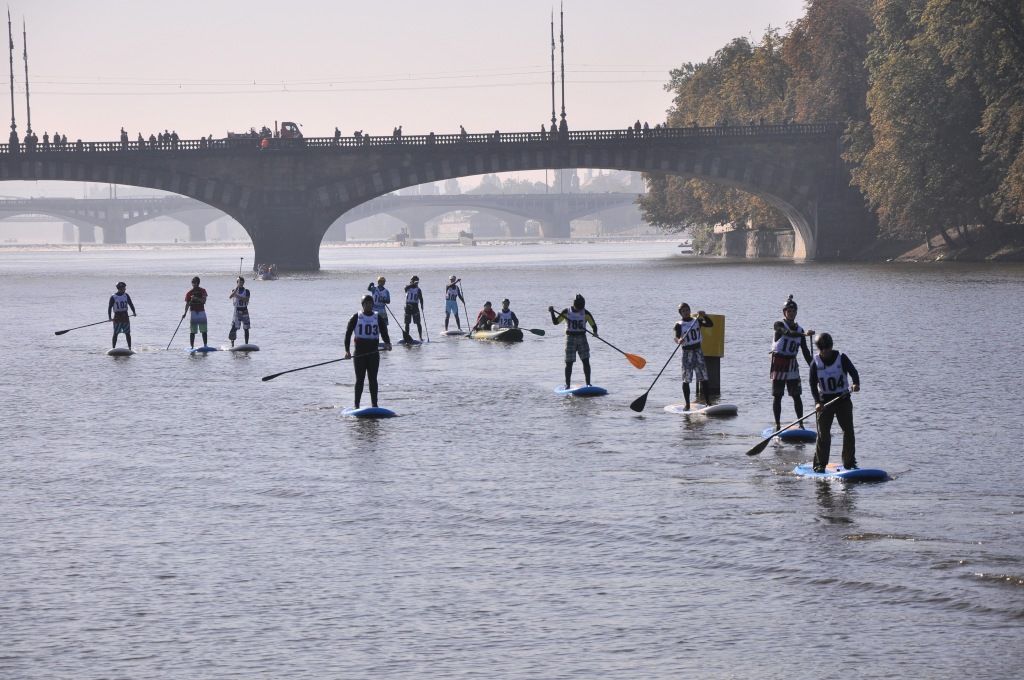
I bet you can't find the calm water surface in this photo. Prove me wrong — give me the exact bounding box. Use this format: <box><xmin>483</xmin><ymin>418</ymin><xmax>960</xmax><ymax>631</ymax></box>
<box><xmin>2</xmin><ymin>243</ymin><xmax>1022</xmax><ymax>679</ymax></box>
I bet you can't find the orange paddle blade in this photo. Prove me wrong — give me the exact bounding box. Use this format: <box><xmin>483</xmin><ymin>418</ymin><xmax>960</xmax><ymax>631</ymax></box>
<box><xmin>626</xmin><ymin>353</ymin><xmax>646</xmax><ymax>369</ymax></box>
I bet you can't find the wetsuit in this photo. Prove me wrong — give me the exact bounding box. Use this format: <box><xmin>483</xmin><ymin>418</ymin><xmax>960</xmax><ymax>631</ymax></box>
<box><xmin>809</xmin><ymin>351</ymin><xmax>861</xmax><ymax>471</ymax></box>
<box><xmin>345</xmin><ymin>311</ymin><xmax>391</xmax><ymax>408</ymax></box>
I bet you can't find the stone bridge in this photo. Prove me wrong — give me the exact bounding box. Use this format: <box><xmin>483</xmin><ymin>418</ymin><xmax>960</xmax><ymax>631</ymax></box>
<box><xmin>0</xmin><ymin>123</ymin><xmax>862</xmax><ymax>270</ymax></box>
<box><xmin>332</xmin><ymin>191</ymin><xmax>643</xmax><ymax>239</ymax></box>
<box><xmin>0</xmin><ymin>196</ymin><xmax>221</xmax><ymax>243</ymax></box>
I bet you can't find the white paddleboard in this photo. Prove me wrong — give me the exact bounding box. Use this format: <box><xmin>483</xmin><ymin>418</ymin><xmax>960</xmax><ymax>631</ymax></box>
<box><xmin>226</xmin><ymin>343</ymin><xmax>260</xmax><ymax>352</ymax></box>
<box><xmin>664</xmin><ymin>403</ymin><xmax>738</xmax><ymax>416</ymax></box>
<box><xmin>106</xmin><ymin>347</ymin><xmax>134</xmax><ymax>356</ymax></box>
<box><xmin>442</xmin><ymin>329</ymin><xmax>465</xmax><ymax>336</ymax></box>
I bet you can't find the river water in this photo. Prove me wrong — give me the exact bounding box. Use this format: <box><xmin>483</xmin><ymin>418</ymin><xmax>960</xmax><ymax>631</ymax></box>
<box><xmin>2</xmin><ymin>243</ymin><xmax>1022</xmax><ymax>679</ymax></box>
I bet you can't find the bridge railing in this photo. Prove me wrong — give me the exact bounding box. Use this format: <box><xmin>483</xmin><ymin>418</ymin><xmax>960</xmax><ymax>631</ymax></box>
<box><xmin>0</xmin><ymin>122</ymin><xmax>841</xmax><ymax>155</ymax></box>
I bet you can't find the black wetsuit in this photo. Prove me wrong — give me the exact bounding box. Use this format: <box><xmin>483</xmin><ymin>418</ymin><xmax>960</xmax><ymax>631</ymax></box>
<box><xmin>344</xmin><ymin>312</ymin><xmax>391</xmax><ymax>408</ymax></box>
<box><xmin>809</xmin><ymin>352</ymin><xmax>861</xmax><ymax>471</ymax></box>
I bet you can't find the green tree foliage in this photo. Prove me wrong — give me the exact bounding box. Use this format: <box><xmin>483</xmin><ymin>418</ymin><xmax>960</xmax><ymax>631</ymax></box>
<box><xmin>921</xmin><ymin>0</ymin><xmax>1024</xmax><ymax>222</ymax></box>
<box><xmin>848</xmin><ymin>0</ymin><xmax>991</xmax><ymax>240</ymax></box>
<box><xmin>783</xmin><ymin>0</ymin><xmax>873</xmax><ymax>122</ymax></box>
<box><xmin>640</xmin><ymin>32</ymin><xmax>792</xmax><ymax>246</ymax></box>
<box><xmin>643</xmin><ymin>2</ymin><xmax>874</xmax><ymax>245</ymax></box>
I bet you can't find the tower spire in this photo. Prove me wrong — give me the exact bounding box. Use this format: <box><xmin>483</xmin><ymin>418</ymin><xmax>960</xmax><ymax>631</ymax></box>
<box><xmin>7</xmin><ymin>8</ymin><xmax>17</xmax><ymax>141</ymax></box>
<box><xmin>550</xmin><ymin>9</ymin><xmax>556</xmax><ymax>130</ymax></box>
<box><xmin>559</xmin><ymin>1</ymin><xmax>566</xmax><ymax>131</ymax></box>
<box><xmin>21</xmin><ymin>16</ymin><xmax>30</xmax><ymax>135</ymax></box>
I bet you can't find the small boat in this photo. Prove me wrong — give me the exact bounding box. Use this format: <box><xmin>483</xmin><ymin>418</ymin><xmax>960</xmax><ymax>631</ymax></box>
<box><xmin>469</xmin><ymin>327</ymin><xmax>524</xmax><ymax>342</ymax></box>
<box><xmin>678</xmin><ymin>240</ymin><xmax>694</xmax><ymax>254</ymax></box>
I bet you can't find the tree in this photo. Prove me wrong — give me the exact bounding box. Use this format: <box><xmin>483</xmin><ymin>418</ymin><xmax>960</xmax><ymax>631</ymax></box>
<box><xmin>922</xmin><ymin>0</ymin><xmax>1024</xmax><ymax>223</ymax></box>
<box><xmin>847</xmin><ymin>0</ymin><xmax>991</xmax><ymax>242</ymax></box>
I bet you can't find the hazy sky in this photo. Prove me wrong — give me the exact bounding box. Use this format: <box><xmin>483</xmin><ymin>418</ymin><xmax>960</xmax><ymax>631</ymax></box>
<box><xmin>13</xmin><ymin>0</ymin><xmax>807</xmax><ymax>141</ymax></box>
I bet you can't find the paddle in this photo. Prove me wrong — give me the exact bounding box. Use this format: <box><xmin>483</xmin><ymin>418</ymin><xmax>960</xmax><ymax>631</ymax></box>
<box><xmin>525</xmin><ymin>328</ymin><xmax>545</xmax><ymax>336</ymax></box>
<box><xmin>628</xmin><ymin>318</ymin><xmax>696</xmax><ymax>412</ymax></box>
<box><xmin>261</xmin><ymin>350</ymin><xmax>380</xmax><ymax>382</ymax></box>
<box><xmin>166</xmin><ymin>315</ymin><xmax>186</xmax><ymax>350</ymax></box>
<box><xmin>54</xmin><ymin>319</ymin><xmax>111</xmax><ymax>336</ymax></box>
<box><xmin>421</xmin><ymin>302</ymin><xmax>431</xmax><ymax>343</ymax></box>
<box><xmin>238</xmin><ymin>257</ymin><xmax>244</xmax><ymax>276</ymax></box>
<box><xmin>585</xmin><ymin>328</ymin><xmax>646</xmax><ymax>369</ymax></box>
<box><xmin>457</xmin><ymin>279</ymin><xmax>470</xmax><ymax>334</ymax></box>
<box><xmin>385</xmin><ymin>304</ymin><xmax>414</xmax><ymax>344</ymax></box>
<box><xmin>745</xmin><ymin>392</ymin><xmax>849</xmax><ymax>457</ymax></box>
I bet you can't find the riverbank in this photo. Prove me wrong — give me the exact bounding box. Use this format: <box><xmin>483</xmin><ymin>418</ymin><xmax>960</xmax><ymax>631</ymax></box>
<box><xmin>860</xmin><ymin>224</ymin><xmax>1024</xmax><ymax>263</ymax></box>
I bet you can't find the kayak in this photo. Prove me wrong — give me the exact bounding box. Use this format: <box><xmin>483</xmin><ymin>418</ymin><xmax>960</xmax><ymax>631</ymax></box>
<box><xmin>793</xmin><ymin>463</ymin><xmax>888</xmax><ymax>482</ymax></box>
<box><xmin>469</xmin><ymin>327</ymin><xmax>524</xmax><ymax>342</ymax></box>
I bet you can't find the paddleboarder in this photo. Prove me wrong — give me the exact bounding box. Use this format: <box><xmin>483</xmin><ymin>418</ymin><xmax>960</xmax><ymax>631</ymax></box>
<box><xmin>809</xmin><ymin>333</ymin><xmax>860</xmax><ymax>472</ymax></box>
<box><xmin>344</xmin><ymin>294</ymin><xmax>392</xmax><ymax>409</ymax></box>
<box><xmin>443</xmin><ymin>275</ymin><xmax>465</xmax><ymax>331</ymax></box>
<box><xmin>403</xmin><ymin>275</ymin><xmax>425</xmax><ymax>341</ymax></box>
<box><xmin>367</xmin><ymin>276</ymin><xmax>391</xmax><ymax>332</ymax></box>
<box><xmin>227</xmin><ymin>276</ymin><xmax>251</xmax><ymax>347</ymax></box>
<box><xmin>495</xmin><ymin>299</ymin><xmax>519</xmax><ymax>328</ymax></box>
<box><xmin>107</xmin><ymin>281</ymin><xmax>136</xmax><ymax>350</ymax></box>
<box><xmin>771</xmin><ymin>295</ymin><xmax>814</xmax><ymax>431</ymax></box>
<box><xmin>549</xmin><ymin>294</ymin><xmax>598</xmax><ymax>389</ymax></box>
<box><xmin>674</xmin><ymin>303</ymin><xmax>713</xmax><ymax>411</ymax></box>
<box><xmin>473</xmin><ymin>301</ymin><xmax>497</xmax><ymax>331</ymax></box>
<box><xmin>182</xmin><ymin>276</ymin><xmax>209</xmax><ymax>349</ymax></box>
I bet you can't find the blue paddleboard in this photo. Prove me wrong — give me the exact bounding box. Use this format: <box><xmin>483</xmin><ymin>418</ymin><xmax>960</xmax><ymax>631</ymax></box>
<box><xmin>188</xmin><ymin>346</ymin><xmax>219</xmax><ymax>354</ymax></box>
<box><xmin>554</xmin><ymin>385</ymin><xmax>608</xmax><ymax>397</ymax></box>
<box><xmin>397</xmin><ymin>338</ymin><xmax>422</xmax><ymax>346</ymax></box>
<box><xmin>793</xmin><ymin>463</ymin><xmax>888</xmax><ymax>482</ymax></box>
<box><xmin>106</xmin><ymin>347</ymin><xmax>134</xmax><ymax>356</ymax></box>
<box><xmin>341</xmin><ymin>406</ymin><xmax>397</xmax><ymax>418</ymax></box>
<box><xmin>762</xmin><ymin>427</ymin><xmax>817</xmax><ymax>443</ymax></box>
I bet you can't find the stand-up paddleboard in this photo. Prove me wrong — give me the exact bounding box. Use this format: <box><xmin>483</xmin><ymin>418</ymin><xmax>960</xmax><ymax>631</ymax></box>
<box><xmin>664</xmin><ymin>403</ymin><xmax>738</xmax><ymax>416</ymax></box>
<box><xmin>226</xmin><ymin>343</ymin><xmax>260</xmax><ymax>352</ymax></box>
<box><xmin>470</xmin><ymin>327</ymin><xmax>524</xmax><ymax>342</ymax></box>
<box><xmin>554</xmin><ymin>385</ymin><xmax>608</xmax><ymax>397</ymax></box>
<box><xmin>188</xmin><ymin>346</ymin><xmax>219</xmax><ymax>354</ymax></box>
<box><xmin>397</xmin><ymin>338</ymin><xmax>423</xmax><ymax>346</ymax></box>
<box><xmin>341</xmin><ymin>406</ymin><xmax>397</xmax><ymax>418</ymax></box>
<box><xmin>794</xmin><ymin>463</ymin><xmax>888</xmax><ymax>482</ymax></box>
<box><xmin>443</xmin><ymin>329</ymin><xmax>466</xmax><ymax>336</ymax></box>
<box><xmin>762</xmin><ymin>427</ymin><xmax>817</xmax><ymax>443</ymax></box>
<box><xmin>106</xmin><ymin>347</ymin><xmax>134</xmax><ymax>356</ymax></box>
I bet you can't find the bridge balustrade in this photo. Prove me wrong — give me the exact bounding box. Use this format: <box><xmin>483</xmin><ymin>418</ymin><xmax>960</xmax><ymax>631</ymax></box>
<box><xmin>0</xmin><ymin>122</ymin><xmax>841</xmax><ymax>155</ymax></box>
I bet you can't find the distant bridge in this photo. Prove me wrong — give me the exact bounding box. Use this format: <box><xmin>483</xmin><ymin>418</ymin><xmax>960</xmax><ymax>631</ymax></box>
<box><xmin>0</xmin><ymin>196</ymin><xmax>220</xmax><ymax>243</ymax></box>
<box><xmin>0</xmin><ymin>123</ymin><xmax>863</xmax><ymax>269</ymax></box>
<box><xmin>332</xmin><ymin>191</ymin><xmax>643</xmax><ymax>239</ymax></box>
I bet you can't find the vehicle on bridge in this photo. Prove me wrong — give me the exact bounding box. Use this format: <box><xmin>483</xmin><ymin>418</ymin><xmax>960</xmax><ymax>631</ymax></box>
<box><xmin>224</xmin><ymin>121</ymin><xmax>303</xmax><ymax>149</ymax></box>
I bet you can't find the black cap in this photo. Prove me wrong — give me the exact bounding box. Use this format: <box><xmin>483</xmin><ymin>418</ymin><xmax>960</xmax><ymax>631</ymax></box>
<box><xmin>815</xmin><ymin>333</ymin><xmax>833</xmax><ymax>349</ymax></box>
<box><xmin>783</xmin><ymin>294</ymin><xmax>797</xmax><ymax>311</ymax></box>
<box><xmin>361</xmin><ymin>294</ymin><xmax>374</xmax><ymax>304</ymax></box>
<box><xmin>116</xmin><ymin>281</ymin><xmax>126</xmax><ymax>288</ymax></box>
